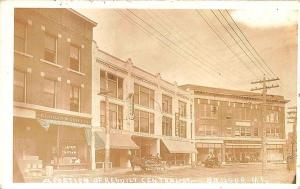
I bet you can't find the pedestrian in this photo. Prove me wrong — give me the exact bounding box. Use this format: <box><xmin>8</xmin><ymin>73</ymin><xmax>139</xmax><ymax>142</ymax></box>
<box><xmin>128</xmin><ymin>151</ymin><xmax>135</xmax><ymax>172</ymax></box>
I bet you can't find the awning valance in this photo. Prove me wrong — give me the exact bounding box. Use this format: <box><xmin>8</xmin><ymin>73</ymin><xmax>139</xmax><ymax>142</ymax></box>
<box><xmin>37</xmin><ymin>119</ymin><xmax>91</xmax><ymax>129</ymax></box>
<box><xmin>95</xmin><ymin>132</ymin><xmax>139</xmax><ymax>150</ymax></box>
<box><xmin>162</xmin><ymin>139</ymin><xmax>197</xmax><ymax>154</ymax></box>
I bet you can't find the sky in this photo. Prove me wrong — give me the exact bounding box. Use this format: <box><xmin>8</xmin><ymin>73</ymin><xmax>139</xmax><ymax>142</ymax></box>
<box><xmin>77</xmin><ymin>8</ymin><xmax>298</xmax><ymax>134</ymax></box>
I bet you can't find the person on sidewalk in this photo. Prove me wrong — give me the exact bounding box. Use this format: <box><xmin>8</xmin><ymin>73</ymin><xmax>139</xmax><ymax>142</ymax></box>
<box><xmin>128</xmin><ymin>151</ymin><xmax>135</xmax><ymax>173</ymax></box>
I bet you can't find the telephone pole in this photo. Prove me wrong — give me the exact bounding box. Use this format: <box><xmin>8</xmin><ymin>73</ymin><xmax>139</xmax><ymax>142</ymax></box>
<box><xmin>251</xmin><ymin>76</ymin><xmax>279</xmax><ymax>175</ymax></box>
<box><xmin>287</xmin><ymin>106</ymin><xmax>297</xmax><ymax>169</ymax></box>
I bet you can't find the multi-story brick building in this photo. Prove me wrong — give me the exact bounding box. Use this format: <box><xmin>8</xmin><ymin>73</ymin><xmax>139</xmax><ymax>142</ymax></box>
<box><xmin>180</xmin><ymin>85</ymin><xmax>288</xmax><ymax>164</ymax></box>
<box><xmin>91</xmin><ymin>42</ymin><xmax>197</xmax><ymax>169</ymax></box>
<box><xmin>13</xmin><ymin>8</ymin><xmax>96</xmax><ymax>174</ymax></box>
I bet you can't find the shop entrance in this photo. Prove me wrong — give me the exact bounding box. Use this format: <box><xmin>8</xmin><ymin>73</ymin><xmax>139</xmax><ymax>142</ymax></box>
<box><xmin>13</xmin><ymin>117</ymin><xmax>90</xmax><ymax>171</ymax></box>
<box><xmin>132</xmin><ymin>136</ymin><xmax>158</xmax><ymax>159</ymax></box>
<box><xmin>225</xmin><ymin>148</ymin><xmax>261</xmax><ymax>163</ymax></box>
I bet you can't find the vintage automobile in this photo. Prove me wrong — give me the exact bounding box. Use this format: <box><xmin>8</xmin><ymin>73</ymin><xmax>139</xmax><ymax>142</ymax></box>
<box><xmin>134</xmin><ymin>156</ymin><xmax>166</xmax><ymax>172</ymax></box>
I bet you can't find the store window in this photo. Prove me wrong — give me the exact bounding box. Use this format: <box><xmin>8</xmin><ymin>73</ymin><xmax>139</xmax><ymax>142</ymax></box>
<box><xmin>14</xmin><ymin>21</ymin><xmax>27</xmax><ymax>53</ymax></box>
<box><xmin>100</xmin><ymin>102</ymin><xmax>123</xmax><ymax>129</ymax></box>
<box><xmin>100</xmin><ymin>71</ymin><xmax>123</xmax><ymax>100</ymax></box>
<box><xmin>162</xmin><ymin>94</ymin><xmax>172</xmax><ymax>114</ymax></box>
<box><xmin>162</xmin><ymin>116</ymin><xmax>172</xmax><ymax>136</ymax></box>
<box><xmin>42</xmin><ymin>78</ymin><xmax>56</xmax><ymax>108</ymax></box>
<box><xmin>70</xmin><ymin>85</ymin><xmax>80</xmax><ymax>112</ymax></box>
<box><xmin>69</xmin><ymin>45</ymin><xmax>80</xmax><ymax>71</ymax></box>
<box><xmin>178</xmin><ymin>100</ymin><xmax>187</xmax><ymax>118</ymax></box>
<box><xmin>134</xmin><ymin>84</ymin><xmax>154</xmax><ymax>109</ymax></box>
<box><xmin>134</xmin><ymin>109</ymin><xmax>154</xmax><ymax>134</ymax></box>
<box><xmin>13</xmin><ymin>70</ymin><xmax>26</xmax><ymax>102</ymax></box>
<box><xmin>44</xmin><ymin>33</ymin><xmax>57</xmax><ymax>63</ymax></box>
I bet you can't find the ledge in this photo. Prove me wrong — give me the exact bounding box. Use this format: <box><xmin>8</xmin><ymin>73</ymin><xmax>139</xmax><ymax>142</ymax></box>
<box><xmin>13</xmin><ymin>101</ymin><xmax>92</xmax><ymax>119</ymax></box>
<box><xmin>40</xmin><ymin>59</ymin><xmax>63</xmax><ymax>68</ymax></box>
<box><xmin>67</xmin><ymin>68</ymin><xmax>85</xmax><ymax>76</ymax></box>
<box><xmin>14</xmin><ymin>50</ymin><xmax>33</xmax><ymax>58</ymax></box>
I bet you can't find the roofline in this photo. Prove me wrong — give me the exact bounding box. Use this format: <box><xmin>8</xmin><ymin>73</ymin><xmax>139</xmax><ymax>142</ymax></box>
<box><xmin>68</xmin><ymin>9</ymin><xmax>97</xmax><ymax>27</ymax></box>
<box><xmin>181</xmin><ymin>84</ymin><xmax>288</xmax><ymax>104</ymax></box>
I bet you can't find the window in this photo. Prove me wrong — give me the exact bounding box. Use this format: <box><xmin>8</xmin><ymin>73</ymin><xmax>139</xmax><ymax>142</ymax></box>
<box><xmin>226</xmin><ymin>127</ymin><xmax>232</xmax><ymax>136</ymax></box>
<box><xmin>100</xmin><ymin>71</ymin><xmax>123</xmax><ymax>100</ymax></box>
<box><xmin>162</xmin><ymin>95</ymin><xmax>172</xmax><ymax>114</ymax></box>
<box><xmin>100</xmin><ymin>70</ymin><xmax>106</xmax><ymax>91</ymax></box>
<box><xmin>199</xmin><ymin>103</ymin><xmax>217</xmax><ymax>118</ymax></box>
<box><xmin>199</xmin><ymin>125</ymin><xmax>218</xmax><ymax>136</ymax></box>
<box><xmin>13</xmin><ymin>70</ymin><xmax>26</xmax><ymax>102</ymax></box>
<box><xmin>266</xmin><ymin>127</ymin><xmax>280</xmax><ymax>138</ymax></box>
<box><xmin>234</xmin><ymin>127</ymin><xmax>251</xmax><ymax>137</ymax></box>
<box><xmin>100</xmin><ymin>102</ymin><xmax>123</xmax><ymax>129</ymax></box>
<box><xmin>42</xmin><ymin>78</ymin><xmax>56</xmax><ymax>108</ymax></box>
<box><xmin>266</xmin><ymin>111</ymin><xmax>279</xmax><ymax>123</ymax></box>
<box><xmin>44</xmin><ymin>33</ymin><xmax>57</xmax><ymax>63</ymax></box>
<box><xmin>175</xmin><ymin>117</ymin><xmax>187</xmax><ymax>138</ymax></box>
<box><xmin>69</xmin><ymin>45</ymin><xmax>80</xmax><ymax>71</ymax></box>
<box><xmin>178</xmin><ymin>101</ymin><xmax>187</xmax><ymax>118</ymax></box>
<box><xmin>134</xmin><ymin>109</ymin><xmax>154</xmax><ymax>134</ymax></box>
<box><xmin>179</xmin><ymin>121</ymin><xmax>187</xmax><ymax>138</ymax></box>
<box><xmin>253</xmin><ymin>127</ymin><xmax>259</xmax><ymax>137</ymax></box>
<box><xmin>70</xmin><ymin>85</ymin><xmax>80</xmax><ymax>112</ymax></box>
<box><xmin>162</xmin><ymin>116</ymin><xmax>172</xmax><ymax>136</ymax></box>
<box><xmin>100</xmin><ymin>101</ymin><xmax>105</xmax><ymax>126</ymax></box>
<box><xmin>14</xmin><ymin>21</ymin><xmax>27</xmax><ymax>52</ymax></box>
<box><xmin>134</xmin><ymin>84</ymin><xmax>154</xmax><ymax>108</ymax></box>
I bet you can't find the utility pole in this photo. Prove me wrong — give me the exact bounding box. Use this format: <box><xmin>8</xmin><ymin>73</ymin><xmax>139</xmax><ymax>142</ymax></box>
<box><xmin>251</xmin><ymin>76</ymin><xmax>279</xmax><ymax>175</ymax></box>
<box><xmin>98</xmin><ymin>71</ymin><xmax>111</xmax><ymax>172</ymax></box>
<box><xmin>287</xmin><ymin>106</ymin><xmax>297</xmax><ymax>170</ymax></box>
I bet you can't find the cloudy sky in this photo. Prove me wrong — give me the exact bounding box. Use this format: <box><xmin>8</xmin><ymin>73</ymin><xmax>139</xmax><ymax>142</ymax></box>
<box><xmin>77</xmin><ymin>8</ymin><xmax>298</xmax><ymax>133</ymax></box>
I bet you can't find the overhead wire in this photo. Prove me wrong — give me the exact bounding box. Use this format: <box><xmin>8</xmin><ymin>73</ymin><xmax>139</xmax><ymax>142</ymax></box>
<box><xmin>195</xmin><ymin>10</ymin><xmax>259</xmax><ymax>79</ymax></box>
<box><xmin>114</xmin><ymin>10</ymin><xmax>231</xmax><ymax>87</ymax></box>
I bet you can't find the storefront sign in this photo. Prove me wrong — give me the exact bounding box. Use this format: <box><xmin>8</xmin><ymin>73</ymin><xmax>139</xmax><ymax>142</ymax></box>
<box><xmin>36</xmin><ymin>111</ymin><xmax>91</xmax><ymax>125</ymax></box>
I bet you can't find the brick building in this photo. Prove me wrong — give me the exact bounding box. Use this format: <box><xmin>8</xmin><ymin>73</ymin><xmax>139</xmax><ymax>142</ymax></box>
<box><xmin>180</xmin><ymin>85</ymin><xmax>287</xmax><ymax>164</ymax></box>
<box><xmin>13</xmin><ymin>8</ymin><xmax>96</xmax><ymax>175</ymax></box>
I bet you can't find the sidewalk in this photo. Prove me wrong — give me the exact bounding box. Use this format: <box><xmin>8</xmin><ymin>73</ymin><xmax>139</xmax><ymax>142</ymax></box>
<box><xmin>25</xmin><ymin>165</ymin><xmax>194</xmax><ymax>182</ymax></box>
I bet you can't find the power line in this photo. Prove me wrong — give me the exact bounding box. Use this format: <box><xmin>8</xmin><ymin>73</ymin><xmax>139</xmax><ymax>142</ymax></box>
<box><xmin>195</xmin><ymin>10</ymin><xmax>259</xmax><ymax>79</ymax></box>
<box><xmin>142</xmin><ymin>10</ymin><xmax>242</xmax><ymax>84</ymax></box>
<box><xmin>218</xmin><ymin>10</ymin><xmax>274</xmax><ymax>78</ymax></box>
<box><xmin>224</xmin><ymin>10</ymin><xmax>278</xmax><ymax>78</ymax></box>
<box><xmin>114</xmin><ymin>10</ymin><xmax>233</xmax><ymax>87</ymax></box>
<box><xmin>126</xmin><ymin>9</ymin><xmax>223</xmax><ymax>75</ymax></box>
<box><xmin>211</xmin><ymin>10</ymin><xmax>269</xmax><ymax>77</ymax></box>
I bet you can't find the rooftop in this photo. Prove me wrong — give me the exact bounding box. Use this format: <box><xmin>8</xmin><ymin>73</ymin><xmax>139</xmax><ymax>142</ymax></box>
<box><xmin>180</xmin><ymin>84</ymin><xmax>287</xmax><ymax>103</ymax></box>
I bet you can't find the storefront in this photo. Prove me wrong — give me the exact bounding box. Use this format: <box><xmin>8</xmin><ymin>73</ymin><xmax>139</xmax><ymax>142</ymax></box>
<box><xmin>13</xmin><ymin>111</ymin><xmax>92</xmax><ymax>175</ymax></box>
<box><xmin>196</xmin><ymin>143</ymin><xmax>222</xmax><ymax>163</ymax></box>
<box><xmin>160</xmin><ymin>138</ymin><xmax>197</xmax><ymax>166</ymax></box>
<box><xmin>94</xmin><ymin>132</ymin><xmax>139</xmax><ymax>168</ymax></box>
<box><xmin>225</xmin><ymin>144</ymin><xmax>261</xmax><ymax>163</ymax></box>
<box><xmin>267</xmin><ymin>144</ymin><xmax>284</xmax><ymax>162</ymax></box>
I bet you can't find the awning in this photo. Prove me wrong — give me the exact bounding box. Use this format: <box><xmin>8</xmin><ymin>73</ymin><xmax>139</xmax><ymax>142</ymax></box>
<box><xmin>225</xmin><ymin>143</ymin><xmax>261</xmax><ymax>149</ymax></box>
<box><xmin>196</xmin><ymin>143</ymin><xmax>222</xmax><ymax>148</ymax></box>
<box><xmin>162</xmin><ymin>139</ymin><xmax>197</xmax><ymax>154</ymax></box>
<box><xmin>95</xmin><ymin>132</ymin><xmax>139</xmax><ymax>150</ymax></box>
<box><xmin>37</xmin><ymin>119</ymin><xmax>91</xmax><ymax>129</ymax></box>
